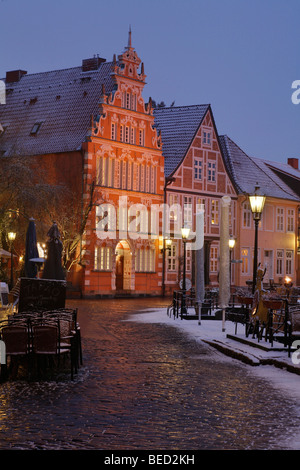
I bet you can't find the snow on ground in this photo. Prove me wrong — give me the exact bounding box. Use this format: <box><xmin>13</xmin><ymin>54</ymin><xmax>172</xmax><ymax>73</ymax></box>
<box><xmin>126</xmin><ymin>307</ymin><xmax>300</xmax><ymax>449</ymax></box>
<box><xmin>127</xmin><ymin>307</ymin><xmax>300</xmax><ymax>399</ymax></box>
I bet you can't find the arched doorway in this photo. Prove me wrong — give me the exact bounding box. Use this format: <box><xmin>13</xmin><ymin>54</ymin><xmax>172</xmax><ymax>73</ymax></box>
<box><xmin>115</xmin><ymin>240</ymin><xmax>132</xmax><ymax>290</ymax></box>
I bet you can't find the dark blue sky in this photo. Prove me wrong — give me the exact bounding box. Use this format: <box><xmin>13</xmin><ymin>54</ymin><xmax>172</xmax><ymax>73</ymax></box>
<box><xmin>1</xmin><ymin>0</ymin><xmax>300</xmax><ymax>164</ymax></box>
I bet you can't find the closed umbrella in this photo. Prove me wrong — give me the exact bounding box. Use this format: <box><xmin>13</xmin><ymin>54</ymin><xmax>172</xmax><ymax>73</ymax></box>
<box><xmin>25</xmin><ymin>218</ymin><xmax>39</xmax><ymax>278</ymax></box>
<box><xmin>42</xmin><ymin>222</ymin><xmax>65</xmax><ymax>280</ymax></box>
<box><xmin>219</xmin><ymin>196</ymin><xmax>231</xmax><ymax>332</ymax></box>
<box><xmin>195</xmin><ymin>206</ymin><xmax>205</xmax><ymax>325</ymax></box>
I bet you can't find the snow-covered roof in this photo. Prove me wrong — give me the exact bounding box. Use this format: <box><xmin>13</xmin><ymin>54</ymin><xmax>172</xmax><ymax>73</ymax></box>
<box><xmin>153</xmin><ymin>104</ymin><xmax>210</xmax><ymax>176</ymax></box>
<box><xmin>0</xmin><ymin>60</ymin><xmax>114</xmax><ymax>157</ymax></box>
<box><xmin>219</xmin><ymin>135</ymin><xmax>299</xmax><ymax>201</ymax></box>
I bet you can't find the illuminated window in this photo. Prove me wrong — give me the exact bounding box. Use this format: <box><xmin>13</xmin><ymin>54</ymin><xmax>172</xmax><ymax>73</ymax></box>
<box><xmin>167</xmin><ymin>244</ymin><xmax>177</xmax><ymax>271</ymax></box>
<box><xmin>286</xmin><ymin>250</ymin><xmax>293</xmax><ymax>275</ymax></box>
<box><xmin>210</xmin><ymin>245</ymin><xmax>218</xmax><ymax>273</ymax></box>
<box><xmin>241</xmin><ymin>248</ymin><xmax>250</xmax><ymax>275</ymax></box>
<box><xmin>211</xmin><ymin>199</ymin><xmax>219</xmax><ymax>225</ymax></box>
<box><xmin>94</xmin><ymin>246</ymin><xmax>112</xmax><ymax>271</ymax></box>
<box><xmin>135</xmin><ymin>247</ymin><xmax>155</xmax><ymax>272</ymax></box>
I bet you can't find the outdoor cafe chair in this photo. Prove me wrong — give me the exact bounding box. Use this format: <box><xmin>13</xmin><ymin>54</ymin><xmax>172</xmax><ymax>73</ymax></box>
<box><xmin>32</xmin><ymin>323</ymin><xmax>75</xmax><ymax>379</ymax></box>
<box><xmin>1</xmin><ymin>324</ymin><xmax>32</xmax><ymax>379</ymax></box>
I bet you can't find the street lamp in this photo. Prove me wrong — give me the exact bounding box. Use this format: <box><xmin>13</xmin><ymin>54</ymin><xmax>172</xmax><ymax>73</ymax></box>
<box><xmin>8</xmin><ymin>231</ymin><xmax>16</xmax><ymax>289</ymax></box>
<box><xmin>161</xmin><ymin>237</ymin><xmax>172</xmax><ymax>297</ymax></box>
<box><xmin>229</xmin><ymin>235</ymin><xmax>236</xmax><ymax>304</ymax></box>
<box><xmin>181</xmin><ymin>226</ymin><xmax>190</xmax><ymax>315</ymax></box>
<box><xmin>249</xmin><ymin>183</ymin><xmax>266</xmax><ymax>294</ymax></box>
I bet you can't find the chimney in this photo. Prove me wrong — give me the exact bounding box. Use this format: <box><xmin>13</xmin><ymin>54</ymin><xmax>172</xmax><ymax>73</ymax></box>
<box><xmin>287</xmin><ymin>158</ymin><xmax>299</xmax><ymax>170</ymax></box>
<box><xmin>6</xmin><ymin>70</ymin><xmax>27</xmax><ymax>83</ymax></box>
<box><xmin>82</xmin><ymin>56</ymin><xmax>106</xmax><ymax>72</ymax></box>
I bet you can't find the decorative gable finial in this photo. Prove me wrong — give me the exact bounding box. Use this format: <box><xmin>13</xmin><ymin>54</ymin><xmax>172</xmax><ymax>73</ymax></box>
<box><xmin>128</xmin><ymin>25</ymin><xmax>132</xmax><ymax>48</ymax></box>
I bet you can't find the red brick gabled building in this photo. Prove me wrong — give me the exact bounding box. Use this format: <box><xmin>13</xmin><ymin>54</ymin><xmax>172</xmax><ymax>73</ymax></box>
<box><xmin>153</xmin><ymin>105</ymin><xmax>238</xmax><ymax>294</ymax></box>
<box><xmin>0</xmin><ymin>33</ymin><xmax>165</xmax><ymax>297</ymax></box>
<box><xmin>79</xmin><ymin>34</ymin><xmax>165</xmax><ymax>296</ymax></box>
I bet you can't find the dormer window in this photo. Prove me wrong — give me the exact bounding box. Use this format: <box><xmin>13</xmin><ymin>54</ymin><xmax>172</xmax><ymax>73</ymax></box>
<box><xmin>30</xmin><ymin>121</ymin><xmax>43</xmax><ymax>135</ymax></box>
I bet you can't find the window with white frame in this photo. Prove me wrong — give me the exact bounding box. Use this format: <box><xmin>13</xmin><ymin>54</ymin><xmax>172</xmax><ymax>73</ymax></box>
<box><xmin>287</xmin><ymin>209</ymin><xmax>295</xmax><ymax>232</ymax></box>
<box><xmin>140</xmin><ymin>164</ymin><xmax>145</xmax><ymax>191</ymax></box>
<box><xmin>135</xmin><ymin>247</ymin><xmax>155</xmax><ymax>272</ymax></box>
<box><xmin>169</xmin><ymin>194</ymin><xmax>179</xmax><ymax>221</ymax></box>
<box><xmin>125</xmin><ymin>126</ymin><xmax>130</xmax><ymax>143</ymax></box>
<box><xmin>196</xmin><ymin>197</ymin><xmax>206</xmax><ymax>225</ymax></box>
<box><xmin>139</xmin><ymin>129</ymin><xmax>145</xmax><ymax>146</ymax></box>
<box><xmin>126</xmin><ymin>92</ymin><xmax>131</xmax><ymax>109</ymax></box>
<box><xmin>111</xmin><ymin>122</ymin><xmax>117</xmax><ymax>140</ymax></box>
<box><xmin>286</xmin><ymin>250</ymin><xmax>293</xmax><ymax>275</ymax></box>
<box><xmin>186</xmin><ymin>243</ymin><xmax>192</xmax><ymax>272</ymax></box>
<box><xmin>276</xmin><ymin>249</ymin><xmax>284</xmax><ymax>276</ymax></box>
<box><xmin>150</xmin><ymin>166</ymin><xmax>156</xmax><ymax>193</ymax></box>
<box><xmin>120</xmin><ymin>125</ymin><xmax>124</xmax><ymax>142</ymax></box>
<box><xmin>134</xmin><ymin>163</ymin><xmax>140</xmax><ymax>191</ymax></box>
<box><xmin>194</xmin><ymin>158</ymin><xmax>202</xmax><ymax>180</ymax></box>
<box><xmin>276</xmin><ymin>207</ymin><xmax>284</xmax><ymax>231</ymax></box>
<box><xmin>208</xmin><ymin>162</ymin><xmax>216</xmax><ymax>182</ymax></box>
<box><xmin>167</xmin><ymin>243</ymin><xmax>177</xmax><ymax>271</ymax></box>
<box><xmin>94</xmin><ymin>246</ymin><xmax>112</xmax><ymax>271</ymax></box>
<box><xmin>203</xmin><ymin>130</ymin><xmax>211</xmax><ymax>145</ymax></box>
<box><xmin>211</xmin><ymin>199</ymin><xmax>219</xmax><ymax>225</ymax></box>
<box><xmin>184</xmin><ymin>196</ymin><xmax>193</xmax><ymax>228</ymax></box>
<box><xmin>242</xmin><ymin>202</ymin><xmax>251</xmax><ymax>228</ymax></box>
<box><xmin>145</xmin><ymin>165</ymin><xmax>150</xmax><ymax>192</ymax></box>
<box><xmin>131</xmin><ymin>127</ymin><xmax>136</xmax><ymax>145</ymax></box>
<box><xmin>210</xmin><ymin>245</ymin><xmax>218</xmax><ymax>273</ymax></box>
<box><xmin>131</xmin><ymin>93</ymin><xmax>137</xmax><ymax>111</ymax></box>
<box><xmin>241</xmin><ymin>248</ymin><xmax>250</xmax><ymax>275</ymax></box>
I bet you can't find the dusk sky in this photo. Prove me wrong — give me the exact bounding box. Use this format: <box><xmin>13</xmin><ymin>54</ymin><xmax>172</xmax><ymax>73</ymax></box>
<box><xmin>1</xmin><ymin>0</ymin><xmax>300</xmax><ymax>165</ymax></box>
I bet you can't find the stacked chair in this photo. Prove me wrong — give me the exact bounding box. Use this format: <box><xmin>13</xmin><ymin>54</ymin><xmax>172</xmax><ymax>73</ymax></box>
<box><xmin>0</xmin><ymin>308</ymin><xmax>82</xmax><ymax>381</ymax></box>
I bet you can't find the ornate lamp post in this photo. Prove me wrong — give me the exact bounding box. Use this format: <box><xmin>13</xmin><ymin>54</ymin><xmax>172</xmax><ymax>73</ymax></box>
<box><xmin>229</xmin><ymin>235</ymin><xmax>236</xmax><ymax>294</ymax></box>
<box><xmin>181</xmin><ymin>227</ymin><xmax>190</xmax><ymax>315</ymax></box>
<box><xmin>249</xmin><ymin>183</ymin><xmax>266</xmax><ymax>294</ymax></box>
<box><xmin>8</xmin><ymin>231</ymin><xmax>16</xmax><ymax>289</ymax></box>
<box><xmin>162</xmin><ymin>237</ymin><xmax>172</xmax><ymax>297</ymax></box>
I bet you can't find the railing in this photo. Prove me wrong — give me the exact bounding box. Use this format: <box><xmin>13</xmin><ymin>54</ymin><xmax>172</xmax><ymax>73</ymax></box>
<box><xmin>167</xmin><ymin>289</ymin><xmax>214</xmax><ymax>320</ymax></box>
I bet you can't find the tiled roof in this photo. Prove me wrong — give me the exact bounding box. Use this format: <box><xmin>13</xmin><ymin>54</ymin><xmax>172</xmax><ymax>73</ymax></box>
<box><xmin>153</xmin><ymin>104</ymin><xmax>209</xmax><ymax>176</ymax></box>
<box><xmin>0</xmin><ymin>61</ymin><xmax>115</xmax><ymax>157</ymax></box>
<box><xmin>219</xmin><ymin>135</ymin><xmax>299</xmax><ymax>201</ymax></box>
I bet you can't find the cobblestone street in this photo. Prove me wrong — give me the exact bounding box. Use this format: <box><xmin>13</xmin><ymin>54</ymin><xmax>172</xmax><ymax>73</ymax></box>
<box><xmin>0</xmin><ymin>297</ymin><xmax>300</xmax><ymax>450</ymax></box>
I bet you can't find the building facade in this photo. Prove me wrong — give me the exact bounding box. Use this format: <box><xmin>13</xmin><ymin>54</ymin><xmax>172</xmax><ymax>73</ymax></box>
<box><xmin>153</xmin><ymin>105</ymin><xmax>238</xmax><ymax>295</ymax></box>
<box><xmin>80</xmin><ymin>35</ymin><xmax>165</xmax><ymax>296</ymax></box>
<box><xmin>0</xmin><ymin>33</ymin><xmax>299</xmax><ymax>297</ymax></box>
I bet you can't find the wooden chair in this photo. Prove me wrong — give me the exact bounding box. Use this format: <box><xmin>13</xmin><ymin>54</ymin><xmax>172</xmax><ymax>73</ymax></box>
<box><xmin>32</xmin><ymin>324</ymin><xmax>75</xmax><ymax>379</ymax></box>
<box><xmin>1</xmin><ymin>325</ymin><xmax>31</xmax><ymax>379</ymax></box>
